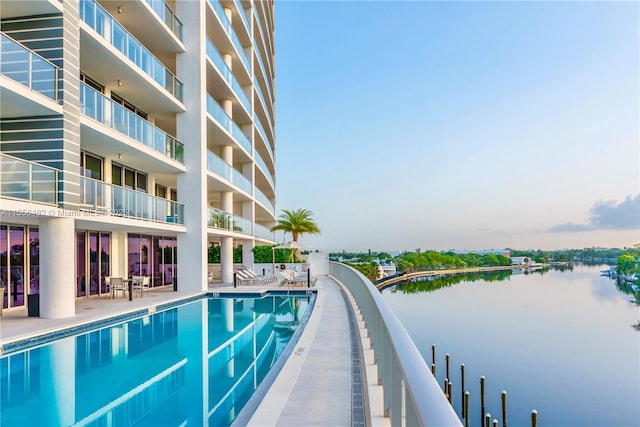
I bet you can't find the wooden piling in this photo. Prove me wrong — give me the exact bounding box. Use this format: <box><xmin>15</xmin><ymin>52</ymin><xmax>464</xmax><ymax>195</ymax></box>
<box><xmin>446</xmin><ymin>353</ymin><xmax>450</xmax><ymax>380</ymax></box>
<box><xmin>485</xmin><ymin>413</ymin><xmax>491</xmax><ymax>427</ymax></box>
<box><xmin>480</xmin><ymin>376</ymin><xmax>486</xmax><ymax>427</ymax></box>
<box><xmin>447</xmin><ymin>381</ymin><xmax>453</xmax><ymax>404</ymax></box>
<box><xmin>464</xmin><ymin>392</ymin><xmax>470</xmax><ymax>427</ymax></box>
<box><xmin>501</xmin><ymin>390</ymin><xmax>507</xmax><ymax>427</ymax></box>
<box><xmin>461</xmin><ymin>364</ymin><xmax>466</xmax><ymax>418</ymax></box>
<box><xmin>531</xmin><ymin>410</ymin><xmax>538</xmax><ymax>427</ymax></box>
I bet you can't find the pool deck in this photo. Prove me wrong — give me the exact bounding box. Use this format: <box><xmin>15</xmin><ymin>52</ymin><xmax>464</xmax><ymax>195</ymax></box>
<box><xmin>0</xmin><ymin>276</ymin><xmax>389</xmax><ymax>427</ymax></box>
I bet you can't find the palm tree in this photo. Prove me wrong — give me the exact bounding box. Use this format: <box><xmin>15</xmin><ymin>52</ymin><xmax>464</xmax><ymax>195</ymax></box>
<box><xmin>270</xmin><ymin>209</ymin><xmax>321</xmax><ymax>242</ymax></box>
<box><xmin>271</xmin><ymin>209</ymin><xmax>320</xmax><ymax>261</ymax></box>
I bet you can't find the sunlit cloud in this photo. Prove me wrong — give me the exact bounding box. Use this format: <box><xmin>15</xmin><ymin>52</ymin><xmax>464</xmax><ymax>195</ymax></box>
<box><xmin>550</xmin><ymin>194</ymin><xmax>640</xmax><ymax>232</ymax></box>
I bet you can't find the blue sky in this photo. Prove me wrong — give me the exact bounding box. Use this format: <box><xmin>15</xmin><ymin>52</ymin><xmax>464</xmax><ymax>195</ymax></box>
<box><xmin>273</xmin><ymin>1</ymin><xmax>639</xmax><ymax>252</ymax></box>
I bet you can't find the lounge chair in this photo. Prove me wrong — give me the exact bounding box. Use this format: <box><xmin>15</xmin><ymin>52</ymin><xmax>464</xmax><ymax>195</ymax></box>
<box><xmin>246</xmin><ymin>269</ymin><xmax>278</xmax><ymax>285</ymax></box>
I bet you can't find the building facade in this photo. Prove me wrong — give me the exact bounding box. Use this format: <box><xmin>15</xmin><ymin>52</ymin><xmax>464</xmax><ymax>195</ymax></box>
<box><xmin>0</xmin><ymin>0</ymin><xmax>276</xmax><ymax>317</ymax></box>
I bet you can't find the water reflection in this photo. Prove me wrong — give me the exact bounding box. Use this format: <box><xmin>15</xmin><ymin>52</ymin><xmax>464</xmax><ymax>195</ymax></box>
<box><xmin>0</xmin><ymin>295</ymin><xmax>311</xmax><ymax>427</ymax></box>
<box><xmin>383</xmin><ymin>264</ymin><xmax>639</xmax><ymax>427</ymax></box>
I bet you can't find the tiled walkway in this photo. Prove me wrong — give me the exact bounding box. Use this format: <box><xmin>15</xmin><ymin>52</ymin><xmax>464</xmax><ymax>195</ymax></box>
<box><xmin>0</xmin><ymin>277</ymin><xmax>388</xmax><ymax>427</ymax></box>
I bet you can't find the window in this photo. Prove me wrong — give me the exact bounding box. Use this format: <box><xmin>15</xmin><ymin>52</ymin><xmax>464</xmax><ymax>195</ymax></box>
<box><xmin>111</xmin><ymin>92</ymin><xmax>148</xmax><ymax>120</ymax></box>
<box><xmin>80</xmin><ymin>73</ymin><xmax>103</xmax><ymax>93</ymax></box>
<box><xmin>112</xmin><ymin>163</ymin><xmax>148</xmax><ymax>193</ymax></box>
<box><xmin>80</xmin><ymin>152</ymin><xmax>102</xmax><ymax>180</ymax></box>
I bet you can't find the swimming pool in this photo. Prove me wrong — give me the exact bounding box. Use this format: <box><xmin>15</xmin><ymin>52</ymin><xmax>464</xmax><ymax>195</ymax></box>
<box><xmin>0</xmin><ymin>293</ymin><xmax>314</xmax><ymax>426</ymax></box>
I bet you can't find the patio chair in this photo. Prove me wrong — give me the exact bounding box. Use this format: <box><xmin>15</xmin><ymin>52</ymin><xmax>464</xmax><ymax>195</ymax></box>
<box><xmin>110</xmin><ymin>277</ymin><xmax>125</xmax><ymax>299</ymax></box>
<box><xmin>140</xmin><ymin>276</ymin><xmax>150</xmax><ymax>297</ymax></box>
<box><xmin>131</xmin><ymin>276</ymin><xmax>144</xmax><ymax>298</ymax></box>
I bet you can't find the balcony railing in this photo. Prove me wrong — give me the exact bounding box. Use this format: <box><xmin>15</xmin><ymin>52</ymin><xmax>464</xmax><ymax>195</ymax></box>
<box><xmin>254</xmin><ymin>188</ymin><xmax>274</xmax><ymax>216</ymax></box>
<box><xmin>252</xmin><ymin>7</ymin><xmax>273</xmax><ymax>75</ymax></box>
<box><xmin>80</xmin><ymin>83</ymin><xmax>184</xmax><ymax>163</ymax></box>
<box><xmin>206</xmin><ymin>39</ymin><xmax>251</xmax><ymax>114</ymax></box>
<box><xmin>145</xmin><ymin>0</ymin><xmax>183</xmax><ymax>41</ymax></box>
<box><xmin>80</xmin><ymin>176</ymin><xmax>184</xmax><ymax>224</ymax></box>
<box><xmin>0</xmin><ymin>153</ymin><xmax>58</xmax><ymax>205</ymax></box>
<box><xmin>206</xmin><ymin>151</ymin><xmax>252</xmax><ymax>195</ymax></box>
<box><xmin>207</xmin><ymin>207</ymin><xmax>252</xmax><ymax>235</ymax></box>
<box><xmin>80</xmin><ymin>0</ymin><xmax>183</xmax><ymax>102</ymax></box>
<box><xmin>254</xmin><ymin>115</ymin><xmax>274</xmax><ymax>163</ymax></box>
<box><xmin>0</xmin><ymin>33</ymin><xmax>59</xmax><ymax>101</ymax></box>
<box><xmin>207</xmin><ymin>0</ymin><xmax>251</xmax><ymax>73</ymax></box>
<box><xmin>234</xmin><ymin>0</ymin><xmax>250</xmax><ymax>35</ymax></box>
<box><xmin>254</xmin><ymin>223</ymin><xmax>275</xmax><ymax>241</ymax></box>
<box><xmin>254</xmin><ymin>152</ymin><xmax>274</xmax><ymax>190</ymax></box>
<box><xmin>329</xmin><ymin>262</ymin><xmax>463</xmax><ymax>427</ymax></box>
<box><xmin>206</xmin><ymin>95</ymin><xmax>251</xmax><ymax>155</ymax></box>
<box><xmin>254</xmin><ymin>43</ymin><xmax>273</xmax><ymax>106</ymax></box>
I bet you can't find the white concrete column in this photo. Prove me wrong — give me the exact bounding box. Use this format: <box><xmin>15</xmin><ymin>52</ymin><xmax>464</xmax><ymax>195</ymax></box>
<box><xmin>110</xmin><ymin>231</ymin><xmax>128</xmax><ymax>278</ymax></box>
<box><xmin>220</xmin><ymin>236</ymin><xmax>233</xmax><ymax>283</ymax></box>
<box><xmin>177</xmin><ymin>0</ymin><xmax>208</xmax><ymax>292</ymax></box>
<box><xmin>39</xmin><ymin>217</ymin><xmax>75</xmax><ymax>318</ymax></box>
<box><xmin>242</xmin><ymin>200</ymin><xmax>255</xmax><ymax>268</ymax></box>
<box><xmin>242</xmin><ymin>240</ymin><xmax>254</xmax><ymax>270</ymax></box>
<box><xmin>222</xmin><ymin>99</ymin><xmax>233</xmax><ymax>118</ymax></box>
<box><xmin>223</xmin><ymin>53</ymin><xmax>233</xmax><ymax>70</ymax></box>
<box><xmin>224</xmin><ymin>7</ymin><xmax>233</xmax><ymax>24</ymax></box>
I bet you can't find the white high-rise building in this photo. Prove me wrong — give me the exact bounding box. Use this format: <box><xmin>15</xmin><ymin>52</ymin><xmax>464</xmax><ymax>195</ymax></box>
<box><xmin>0</xmin><ymin>0</ymin><xmax>277</xmax><ymax>317</ymax></box>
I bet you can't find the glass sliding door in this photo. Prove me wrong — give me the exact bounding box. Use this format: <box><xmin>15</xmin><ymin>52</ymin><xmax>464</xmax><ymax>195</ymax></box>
<box><xmin>9</xmin><ymin>227</ymin><xmax>25</xmax><ymax>307</ymax></box>
<box><xmin>100</xmin><ymin>233</ymin><xmax>110</xmax><ymax>295</ymax></box>
<box><xmin>77</xmin><ymin>231</ymin><xmax>87</xmax><ymax>297</ymax></box>
<box><xmin>89</xmin><ymin>232</ymin><xmax>99</xmax><ymax>296</ymax></box>
<box><xmin>1</xmin><ymin>226</ymin><xmax>7</xmax><ymax>309</ymax></box>
<box><xmin>29</xmin><ymin>228</ymin><xmax>39</xmax><ymax>295</ymax></box>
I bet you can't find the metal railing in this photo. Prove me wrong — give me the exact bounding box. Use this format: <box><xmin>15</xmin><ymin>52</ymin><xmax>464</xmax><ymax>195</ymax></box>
<box><xmin>0</xmin><ymin>153</ymin><xmax>58</xmax><ymax>205</ymax></box>
<box><xmin>206</xmin><ymin>94</ymin><xmax>252</xmax><ymax>155</ymax></box>
<box><xmin>144</xmin><ymin>0</ymin><xmax>183</xmax><ymax>41</ymax></box>
<box><xmin>0</xmin><ymin>33</ymin><xmax>60</xmax><ymax>101</ymax></box>
<box><xmin>81</xmin><ymin>83</ymin><xmax>184</xmax><ymax>162</ymax></box>
<box><xmin>80</xmin><ymin>0</ymin><xmax>183</xmax><ymax>101</ymax></box>
<box><xmin>80</xmin><ymin>176</ymin><xmax>184</xmax><ymax>224</ymax></box>
<box><xmin>207</xmin><ymin>207</ymin><xmax>252</xmax><ymax>235</ymax></box>
<box><xmin>206</xmin><ymin>38</ymin><xmax>251</xmax><ymax>114</ymax></box>
<box><xmin>329</xmin><ymin>262</ymin><xmax>463</xmax><ymax>427</ymax></box>
<box><xmin>206</xmin><ymin>150</ymin><xmax>252</xmax><ymax>195</ymax></box>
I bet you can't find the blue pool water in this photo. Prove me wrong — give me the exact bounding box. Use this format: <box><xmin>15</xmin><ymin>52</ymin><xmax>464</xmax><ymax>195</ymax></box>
<box><xmin>0</xmin><ymin>294</ymin><xmax>312</xmax><ymax>427</ymax></box>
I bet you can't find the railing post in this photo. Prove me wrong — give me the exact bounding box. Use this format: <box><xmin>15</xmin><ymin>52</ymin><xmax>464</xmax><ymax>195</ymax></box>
<box><xmin>28</xmin><ymin>51</ymin><xmax>33</xmax><ymax>90</ymax></box>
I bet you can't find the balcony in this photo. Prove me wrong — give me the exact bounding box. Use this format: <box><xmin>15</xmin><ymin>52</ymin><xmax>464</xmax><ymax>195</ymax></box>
<box><xmin>255</xmin><ymin>188</ymin><xmax>275</xmax><ymax>217</ymax></box>
<box><xmin>80</xmin><ymin>0</ymin><xmax>183</xmax><ymax>102</ymax></box>
<box><xmin>254</xmin><ymin>114</ymin><xmax>274</xmax><ymax>164</ymax></box>
<box><xmin>80</xmin><ymin>83</ymin><xmax>184</xmax><ymax>163</ymax></box>
<box><xmin>0</xmin><ymin>33</ymin><xmax>62</xmax><ymax>118</ymax></box>
<box><xmin>144</xmin><ymin>0</ymin><xmax>183</xmax><ymax>41</ymax></box>
<box><xmin>254</xmin><ymin>152</ymin><xmax>274</xmax><ymax>191</ymax></box>
<box><xmin>206</xmin><ymin>38</ymin><xmax>251</xmax><ymax>115</ymax></box>
<box><xmin>208</xmin><ymin>0</ymin><xmax>251</xmax><ymax>74</ymax></box>
<box><xmin>80</xmin><ymin>176</ymin><xmax>184</xmax><ymax>224</ymax></box>
<box><xmin>254</xmin><ymin>223</ymin><xmax>275</xmax><ymax>241</ymax></box>
<box><xmin>0</xmin><ymin>153</ymin><xmax>57</xmax><ymax>206</ymax></box>
<box><xmin>207</xmin><ymin>207</ymin><xmax>252</xmax><ymax>235</ymax></box>
<box><xmin>234</xmin><ymin>0</ymin><xmax>251</xmax><ymax>37</ymax></box>
<box><xmin>206</xmin><ymin>151</ymin><xmax>252</xmax><ymax>195</ymax></box>
<box><xmin>206</xmin><ymin>95</ymin><xmax>251</xmax><ymax>155</ymax></box>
